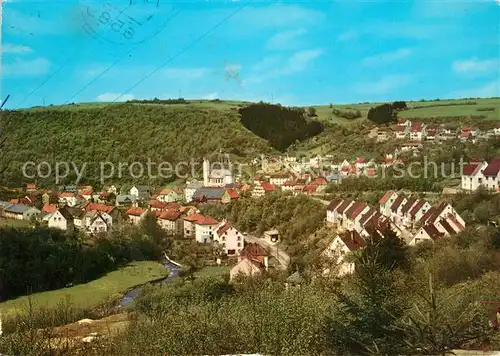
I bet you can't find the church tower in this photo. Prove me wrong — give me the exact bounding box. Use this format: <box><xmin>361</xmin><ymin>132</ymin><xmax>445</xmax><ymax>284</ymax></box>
<box><xmin>203</xmin><ymin>158</ymin><xmax>210</xmax><ymax>187</ymax></box>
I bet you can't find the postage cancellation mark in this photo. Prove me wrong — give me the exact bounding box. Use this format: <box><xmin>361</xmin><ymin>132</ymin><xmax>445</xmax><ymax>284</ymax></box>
<box><xmin>80</xmin><ymin>0</ymin><xmax>166</xmax><ymax>46</ymax></box>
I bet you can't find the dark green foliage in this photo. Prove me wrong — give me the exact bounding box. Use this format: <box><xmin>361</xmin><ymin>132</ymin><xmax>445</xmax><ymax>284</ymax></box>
<box><xmin>392</xmin><ymin>101</ymin><xmax>407</xmax><ymax>110</ymax></box>
<box><xmin>0</xmin><ymin>225</ymin><xmax>163</xmax><ymax>301</ymax></box>
<box><xmin>0</xmin><ymin>104</ymin><xmax>272</xmax><ymax>186</ymax></box>
<box><xmin>367</xmin><ymin>103</ymin><xmax>396</xmax><ymax>124</ymax></box>
<box><xmin>239</xmin><ymin>103</ymin><xmax>324</xmax><ymax>151</ymax></box>
<box><xmin>127</xmin><ymin>97</ymin><xmax>190</xmax><ymax>104</ymax></box>
<box><xmin>307</xmin><ymin>106</ymin><xmax>317</xmax><ymax>117</ymax></box>
<box><xmin>332</xmin><ymin>108</ymin><xmax>362</xmax><ymax>120</ymax></box>
<box><xmin>476</xmin><ymin>107</ymin><xmax>496</xmax><ymax>112</ymax></box>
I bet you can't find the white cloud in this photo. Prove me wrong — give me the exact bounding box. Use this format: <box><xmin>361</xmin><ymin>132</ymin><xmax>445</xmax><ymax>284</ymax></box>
<box><xmin>2</xmin><ymin>58</ymin><xmax>51</xmax><ymax>76</ymax></box>
<box><xmin>452</xmin><ymin>57</ymin><xmax>498</xmax><ymax>74</ymax></box>
<box><xmin>352</xmin><ymin>74</ymin><xmax>412</xmax><ymax>95</ymax></box>
<box><xmin>161</xmin><ymin>67</ymin><xmax>211</xmax><ymax>80</ymax></box>
<box><xmin>337</xmin><ymin>30</ymin><xmax>358</xmax><ymax>42</ymax></box>
<box><xmin>244</xmin><ymin>49</ymin><xmax>323</xmax><ymax>85</ymax></box>
<box><xmin>362</xmin><ymin>48</ymin><xmax>413</xmax><ymax>66</ymax></box>
<box><xmin>265</xmin><ymin>28</ymin><xmax>307</xmax><ymax>50</ymax></box>
<box><xmin>2</xmin><ymin>43</ymin><xmax>33</xmax><ymax>53</ymax></box>
<box><xmin>97</xmin><ymin>93</ymin><xmax>135</xmax><ymax>102</ymax></box>
<box><xmin>449</xmin><ymin>80</ymin><xmax>500</xmax><ymax>99</ymax></box>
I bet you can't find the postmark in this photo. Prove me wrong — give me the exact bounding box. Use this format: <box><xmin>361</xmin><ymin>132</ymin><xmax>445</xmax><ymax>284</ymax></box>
<box><xmin>80</xmin><ymin>0</ymin><xmax>164</xmax><ymax>45</ymax></box>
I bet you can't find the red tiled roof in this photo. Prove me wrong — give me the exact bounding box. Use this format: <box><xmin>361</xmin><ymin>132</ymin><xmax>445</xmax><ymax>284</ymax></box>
<box><xmin>58</xmin><ymin>192</ymin><xmax>74</xmax><ymax>198</ymax></box>
<box><xmin>217</xmin><ymin>221</ymin><xmax>240</xmax><ymax>236</ymax></box>
<box><xmin>84</xmin><ymin>203</ymin><xmax>114</xmax><ymax>213</ymax></box>
<box><xmin>482</xmin><ymin>158</ymin><xmax>500</xmax><ymax>176</ymax></box>
<box><xmin>355</xmin><ymin>157</ymin><xmax>366</xmax><ymax>163</ymax></box>
<box><xmin>303</xmin><ymin>184</ymin><xmax>318</xmax><ymax>193</ymax></box>
<box><xmin>165</xmin><ymin>202</ymin><xmax>181</xmax><ymax>209</ymax></box>
<box><xmin>240</xmin><ymin>243</ymin><xmax>268</xmax><ymax>258</ymax></box>
<box><xmin>463</xmin><ymin>161</ymin><xmax>484</xmax><ymax>176</ymax></box>
<box><xmin>358</xmin><ymin>208</ymin><xmax>376</xmax><ymax>227</ymax></box>
<box><xmin>409</xmin><ymin>199</ymin><xmax>426</xmax><ymax>217</ymax></box>
<box><xmin>225</xmin><ymin>188</ymin><xmax>239</xmax><ymax>199</ymax></box>
<box><xmin>460</xmin><ymin>131</ymin><xmax>471</xmax><ymax>137</ymax></box>
<box><xmin>438</xmin><ymin>219</ymin><xmax>456</xmax><ymax>235</ymax></box>
<box><xmin>366</xmin><ymin>168</ymin><xmax>376</xmax><ymax>176</ymax></box>
<box><xmin>327</xmin><ymin>199</ymin><xmax>342</xmax><ymax>211</ymax></box>
<box><xmin>401</xmin><ymin>197</ymin><xmax>417</xmax><ymax>215</ymax></box>
<box><xmin>126</xmin><ymin>207</ymin><xmax>146</xmax><ymax>216</ymax></box>
<box><xmin>42</xmin><ymin>204</ymin><xmax>57</xmax><ymax>213</ymax></box>
<box><xmin>447</xmin><ymin>213</ymin><xmax>464</xmax><ymax>231</ymax></box>
<box><xmin>338</xmin><ymin>230</ymin><xmax>365</xmax><ymax>251</ymax></box>
<box><xmin>26</xmin><ymin>183</ymin><xmax>36</xmax><ymax>189</ymax></box>
<box><xmin>422</xmin><ymin>224</ymin><xmax>444</xmax><ymax>241</ymax></box>
<box><xmin>283</xmin><ymin>180</ymin><xmax>296</xmax><ymax>186</ymax></box>
<box><xmin>311</xmin><ymin>177</ymin><xmax>328</xmax><ymax>185</ymax></box>
<box><xmin>337</xmin><ymin>199</ymin><xmax>354</xmax><ymax>214</ymax></box>
<box><xmin>390</xmin><ymin>196</ymin><xmax>405</xmax><ymax>212</ymax></box>
<box><xmin>261</xmin><ymin>183</ymin><xmax>276</xmax><ymax>192</ymax></box>
<box><xmin>184</xmin><ymin>213</ymin><xmax>204</xmax><ymax>222</ymax></box>
<box><xmin>159</xmin><ymin>209</ymin><xmax>182</xmax><ymax>221</ymax></box>
<box><xmin>9</xmin><ymin>199</ymin><xmax>19</xmax><ymax>204</ymax></box>
<box><xmin>196</xmin><ymin>215</ymin><xmax>219</xmax><ymax>225</ymax></box>
<box><xmin>379</xmin><ymin>191</ymin><xmax>396</xmax><ymax>205</ymax></box>
<box><xmin>149</xmin><ymin>200</ymin><xmax>167</xmax><ymax>209</ymax></box>
<box><xmin>394</xmin><ymin>126</ymin><xmax>407</xmax><ymax>132</ymax></box>
<box><xmin>81</xmin><ymin>189</ymin><xmax>93</xmax><ymax>196</ymax></box>
<box><xmin>419</xmin><ymin>207</ymin><xmax>435</xmax><ymax>225</ymax></box>
<box><xmin>345</xmin><ymin>202</ymin><xmax>368</xmax><ymax>220</ymax></box>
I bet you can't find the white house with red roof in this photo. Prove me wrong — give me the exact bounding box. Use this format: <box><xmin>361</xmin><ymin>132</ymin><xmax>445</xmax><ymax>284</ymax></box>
<box><xmin>213</xmin><ymin>220</ymin><xmax>244</xmax><ymax>256</ymax></box>
<box><xmin>394</xmin><ymin>125</ymin><xmax>409</xmax><ymax>139</ymax></box>
<box><xmin>354</xmin><ymin>157</ymin><xmax>367</xmax><ymax>169</ymax></box>
<box><xmin>326</xmin><ymin>200</ymin><xmax>343</xmax><ymax>226</ymax></box>
<box><xmin>158</xmin><ymin>209</ymin><xmax>183</xmax><ymax>236</ymax></box>
<box><xmin>323</xmin><ymin>230</ymin><xmax>366</xmax><ymax>276</ymax></box>
<box><xmin>390</xmin><ymin>196</ymin><xmax>408</xmax><ymax>224</ymax></box>
<box><xmin>403</xmin><ymin>199</ymin><xmax>431</xmax><ymax>229</ymax></box>
<box><xmin>194</xmin><ymin>215</ymin><xmax>219</xmax><ymax>243</ymax></box>
<box><xmin>157</xmin><ymin>188</ymin><xmax>184</xmax><ymax>203</ymax></box>
<box><xmin>379</xmin><ymin>191</ymin><xmax>399</xmax><ymax>217</ymax></box>
<box><xmin>126</xmin><ymin>207</ymin><xmax>147</xmax><ymax>225</ymax></box>
<box><xmin>58</xmin><ymin>192</ymin><xmax>77</xmax><ymax>207</ymax></box>
<box><xmin>409</xmin><ymin>224</ymin><xmax>444</xmax><ymax>246</ymax></box>
<box><xmin>269</xmin><ymin>173</ymin><xmax>290</xmax><ymax>187</ymax></box>
<box><xmin>480</xmin><ymin>158</ymin><xmax>500</xmax><ymax>191</ymax></box>
<box><xmin>342</xmin><ymin>202</ymin><xmax>370</xmax><ymax>230</ymax></box>
<box><xmin>461</xmin><ymin>159</ymin><xmax>488</xmax><ymax>191</ymax></box>
<box><xmin>410</xmin><ymin>123</ymin><xmax>426</xmax><ymax>141</ymax></box>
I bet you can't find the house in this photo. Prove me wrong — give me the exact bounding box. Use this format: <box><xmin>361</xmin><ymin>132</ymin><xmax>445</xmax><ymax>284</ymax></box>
<box><xmin>369</xmin><ymin>127</ymin><xmax>390</xmax><ymax>142</ymax></box>
<box><xmin>81</xmin><ymin>189</ymin><xmax>93</xmax><ymax>201</ymax></box>
<box><xmin>192</xmin><ymin>187</ymin><xmax>232</xmax><ymax>204</ymax></box>
<box><xmin>149</xmin><ymin>200</ymin><xmax>167</xmax><ymax>211</ymax></box>
<box><xmin>335</xmin><ymin>199</ymin><xmax>355</xmax><ymax>227</ymax></box>
<box><xmin>397</xmin><ymin>119</ymin><xmax>411</xmax><ymax>127</ymax></box>
<box><xmin>158</xmin><ymin>209</ymin><xmax>183</xmax><ymax>236</ymax></box>
<box><xmin>238</xmin><ymin>243</ymin><xmax>269</xmax><ymax>267</ymax></box>
<box><xmin>323</xmin><ymin>230</ymin><xmax>365</xmax><ymax>276</ymax></box>
<box><xmin>225</xmin><ymin>188</ymin><xmax>239</xmax><ymax>200</ymax></box>
<box><xmin>419</xmin><ymin>202</ymin><xmax>465</xmax><ymax>233</ymax></box>
<box><xmin>41</xmin><ymin>203</ymin><xmax>57</xmax><ymax>214</ymax></box>
<box><xmin>87</xmin><ymin>214</ymin><xmax>108</xmax><ymax>234</ymax></box>
<box><xmin>129</xmin><ymin>185</ymin><xmax>152</xmax><ymax>201</ymax></box>
<box><xmin>183</xmin><ymin>213</ymin><xmax>203</xmax><ymax>238</ymax></box>
<box><xmin>326</xmin><ymin>200</ymin><xmax>343</xmax><ymax>226</ymax></box>
<box><xmin>480</xmin><ymin>157</ymin><xmax>500</xmax><ymax>191</ymax></box>
<box><xmin>214</xmin><ymin>220</ymin><xmax>244</xmax><ymax>256</ymax></box>
<box><xmin>410</xmin><ymin>123</ymin><xmax>426</xmax><ymax>141</ymax></box>
<box><xmin>83</xmin><ymin>210</ymin><xmax>112</xmax><ymax>230</ymax></box>
<box><xmin>42</xmin><ymin>192</ymin><xmax>58</xmax><ymax>205</ymax></box>
<box><xmin>285</xmin><ymin>271</ymin><xmax>305</xmax><ymax>290</ymax></box>
<box><xmin>269</xmin><ymin>173</ymin><xmax>290</xmax><ymax>187</ymax></box>
<box><xmin>3</xmin><ymin>204</ymin><xmax>41</xmax><ymax>221</ymax></box>
<box><xmin>157</xmin><ymin>188</ymin><xmax>183</xmax><ymax>203</ymax></box>
<box><xmin>230</xmin><ymin>258</ymin><xmax>264</xmax><ymax>281</ymax></box>
<box><xmin>406</xmin><ymin>199</ymin><xmax>432</xmax><ymax>228</ymax></box>
<box><xmin>115</xmin><ymin>194</ymin><xmax>137</xmax><ymax>206</ymax></box>
<box><xmin>354</xmin><ymin>157</ymin><xmax>367</xmax><ymax>169</ymax></box>
<box><xmin>394</xmin><ymin>126</ymin><xmax>409</xmax><ymax>139</ymax></box>
<box><xmin>461</xmin><ymin>159</ymin><xmax>488</xmax><ymax>191</ymax></box>
<box><xmin>126</xmin><ymin>207</ymin><xmax>147</xmax><ymax>225</ymax></box>
<box><xmin>26</xmin><ymin>183</ymin><xmax>36</xmax><ymax>192</ymax></box>
<box><xmin>390</xmin><ymin>196</ymin><xmax>408</xmax><ymax>224</ymax></box>
<box><xmin>325</xmin><ymin>173</ymin><xmax>341</xmax><ymax>185</ymax></box>
<box><xmin>379</xmin><ymin>191</ymin><xmax>399</xmax><ymax>217</ymax></box>
<box><xmin>194</xmin><ymin>215</ymin><xmax>219</xmax><ymax>243</ymax></box>
<box><xmin>251</xmin><ymin>182</ymin><xmax>276</xmax><ymax>198</ymax></box>
<box><xmin>356</xmin><ymin>208</ymin><xmax>378</xmax><ymax>234</ymax></box>
<box><xmin>311</xmin><ymin>176</ymin><xmax>328</xmax><ymax>191</ymax></box>
<box><xmin>58</xmin><ymin>192</ymin><xmax>77</xmax><ymax>207</ymax></box>
<box><xmin>185</xmin><ymin>180</ymin><xmax>203</xmax><ymax>203</ymax></box>
<box><xmin>264</xmin><ymin>229</ymin><xmax>279</xmax><ymax>244</ymax></box>
<box><xmin>343</xmin><ymin>202</ymin><xmax>370</xmax><ymax>231</ymax></box>
<box><xmin>408</xmin><ymin>224</ymin><xmax>444</xmax><ymax>246</ymax></box>
<box><xmin>48</xmin><ymin>207</ymin><xmax>74</xmax><ymax>231</ymax></box>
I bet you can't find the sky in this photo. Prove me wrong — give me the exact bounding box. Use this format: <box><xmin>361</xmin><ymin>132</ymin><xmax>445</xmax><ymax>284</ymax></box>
<box><xmin>1</xmin><ymin>0</ymin><xmax>499</xmax><ymax>109</ymax></box>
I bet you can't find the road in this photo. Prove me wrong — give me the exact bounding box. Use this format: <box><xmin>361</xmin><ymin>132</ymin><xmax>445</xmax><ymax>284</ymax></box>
<box><xmin>244</xmin><ymin>234</ymin><xmax>290</xmax><ymax>269</ymax></box>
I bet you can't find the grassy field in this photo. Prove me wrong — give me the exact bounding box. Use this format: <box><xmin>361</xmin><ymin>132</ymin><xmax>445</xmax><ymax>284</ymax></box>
<box><xmin>194</xmin><ymin>266</ymin><xmax>232</xmax><ymax>278</ymax></box>
<box><xmin>0</xmin><ymin>218</ymin><xmax>31</xmax><ymax>228</ymax></box>
<box><xmin>0</xmin><ymin>261</ymin><xmax>168</xmax><ymax>317</ymax></box>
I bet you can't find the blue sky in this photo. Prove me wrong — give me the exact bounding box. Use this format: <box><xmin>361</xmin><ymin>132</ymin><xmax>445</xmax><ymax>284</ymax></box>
<box><xmin>1</xmin><ymin>0</ymin><xmax>499</xmax><ymax>109</ymax></box>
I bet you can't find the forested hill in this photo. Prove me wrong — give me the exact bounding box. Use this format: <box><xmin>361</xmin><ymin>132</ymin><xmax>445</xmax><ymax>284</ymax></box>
<box><xmin>0</xmin><ymin>103</ymin><xmax>276</xmax><ymax>186</ymax></box>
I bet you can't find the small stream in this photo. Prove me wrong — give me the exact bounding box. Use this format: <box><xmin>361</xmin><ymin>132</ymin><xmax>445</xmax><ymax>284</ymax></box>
<box><xmin>119</xmin><ymin>260</ymin><xmax>181</xmax><ymax>307</ymax></box>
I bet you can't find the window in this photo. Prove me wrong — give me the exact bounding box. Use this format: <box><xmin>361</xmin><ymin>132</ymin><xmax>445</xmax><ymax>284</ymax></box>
<box><xmin>222</xmin><ymin>243</ymin><xmax>225</xmax><ymax>247</ymax></box>
<box><xmin>222</xmin><ymin>236</ymin><xmax>226</xmax><ymax>241</ymax></box>
<box><xmin>237</xmin><ymin>242</ymin><xmax>241</xmax><ymax>247</ymax></box>
<box><xmin>237</xmin><ymin>236</ymin><xmax>241</xmax><ymax>241</ymax></box>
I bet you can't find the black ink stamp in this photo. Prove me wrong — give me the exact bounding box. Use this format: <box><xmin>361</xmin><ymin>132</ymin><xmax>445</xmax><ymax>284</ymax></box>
<box><xmin>80</xmin><ymin>0</ymin><xmax>163</xmax><ymax>45</ymax></box>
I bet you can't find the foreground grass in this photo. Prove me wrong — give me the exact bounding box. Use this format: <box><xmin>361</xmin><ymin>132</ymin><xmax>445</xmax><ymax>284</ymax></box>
<box><xmin>194</xmin><ymin>266</ymin><xmax>232</xmax><ymax>278</ymax></box>
<box><xmin>0</xmin><ymin>261</ymin><xmax>168</xmax><ymax>317</ymax></box>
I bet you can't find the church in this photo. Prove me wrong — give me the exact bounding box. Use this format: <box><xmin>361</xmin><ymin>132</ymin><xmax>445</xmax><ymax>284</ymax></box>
<box><xmin>203</xmin><ymin>158</ymin><xmax>234</xmax><ymax>187</ymax></box>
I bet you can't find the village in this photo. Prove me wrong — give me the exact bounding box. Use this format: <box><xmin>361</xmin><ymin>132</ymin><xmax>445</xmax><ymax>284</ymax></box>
<box><xmin>2</xmin><ymin>153</ymin><xmax>500</xmax><ymax>281</ymax></box>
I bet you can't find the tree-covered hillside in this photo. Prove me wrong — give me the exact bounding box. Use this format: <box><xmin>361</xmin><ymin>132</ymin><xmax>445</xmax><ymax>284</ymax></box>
<box><xmin>0</xmin><ymin>104</ymin><xmax>274</xmax><ymax>186</ymax></box>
